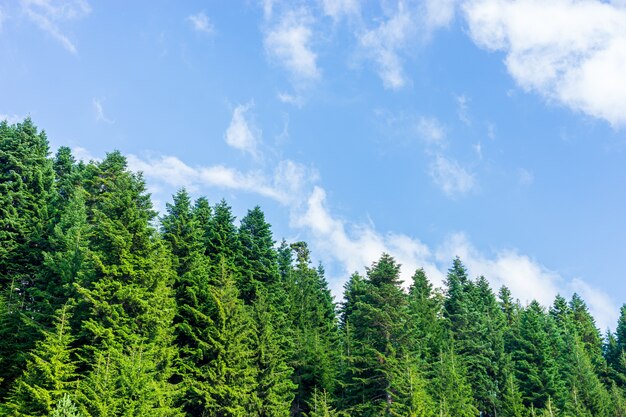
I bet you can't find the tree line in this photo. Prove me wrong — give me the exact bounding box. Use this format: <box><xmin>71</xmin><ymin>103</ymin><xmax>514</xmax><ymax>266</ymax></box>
<box><xmin>1</xmin><ymin>118</ymin><xmax>626</xmax><ymax>416</ymax></box>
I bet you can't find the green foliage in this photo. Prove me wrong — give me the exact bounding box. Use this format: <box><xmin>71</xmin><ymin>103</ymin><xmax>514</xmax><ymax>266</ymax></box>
<box><xmin>51</xmin><ymin>394</ymin><xmax>82</xmax><ymax>417</ymax></box>
<box><xmin>1</xmin><ymin>119</ymin><xmax>626</xmax><ymax>417</ymax></box>
<box><xmin>433</xmin><ymin>348</ymin><xmax>478</xmax><ymax>417</ymax></box>
<box><xmin>3</xmin><ymin>305</ymin><xmax>77</xmax><ymax>416</ymax></box>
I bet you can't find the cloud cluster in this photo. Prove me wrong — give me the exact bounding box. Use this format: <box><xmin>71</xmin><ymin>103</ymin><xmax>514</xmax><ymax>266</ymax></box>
<box><xmin>463</xmin><ymin>0</ymin><xmax>626</xmax><ymax>127</ymax></box>
<box><xmin>264</xmin><ymin>8</ymin><xmax>320</xmax><ymax>85</ymax></box>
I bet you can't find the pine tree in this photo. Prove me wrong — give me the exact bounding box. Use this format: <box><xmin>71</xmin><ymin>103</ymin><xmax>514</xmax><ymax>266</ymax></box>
<box><xmin>501</xmin><ymin>369</ymin><xmax>526</xmax><ymax>417</ymax></box>
<box><xmin>236</xmin><ymin>206</ymin><xmax>278</xmax><ymax>303</ymax></box>
<box><xmin>202</xmin><ymin>258</ymin><xmax>258</xmax><ymax>417</ymax></box>
<box><xmin>161</xmin><ymin>188</ymin><xmax>202</xmax><ymax>278</ymax></box>
<box><xmin>75</xmin><ymin>152</ymin><xmax>179</xmax><ymax>415</ymax></box>
<box><xmin>434</xmin><ymin>348</ymin><xmax>478</xmax><ymax>417</ymax></box>
<box><xmin>306</xmin><ymin>389</ymin><xmax>343</xmax><ymax>417</ymax></box>
<box><xmin>289</xmin><ymin>244</ymin><xmax>339</xmax><ymax>416</ymax></box>
<box><xmin>3</xmin><ymin>305</ymin><xmax>77</xmax><ymax>416</ymax></box>
<box><xmin>0</xmin><ymin>119</ymin><xmax>55</xmax><ymax>395</ymax></box>
<box><xmin>338</xmin><ymin>254</ymin><xmax>410</xmax><ymax>416</ymax></box>
<box><xmin>509</xmin><ymin>301</ymin><xmax>564</xmax><ymax>410</ymax></box>
<box><xmin>252</xmin><ymin>288</ymin><xmax>296</xmax><ymax>417</ymax></box>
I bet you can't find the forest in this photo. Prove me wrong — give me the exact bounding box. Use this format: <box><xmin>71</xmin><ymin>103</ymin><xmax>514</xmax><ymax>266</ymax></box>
<box><xmin>1</xmin><ymin>118</ymin><xmax>626</xmax><ymax>417</ymax></box>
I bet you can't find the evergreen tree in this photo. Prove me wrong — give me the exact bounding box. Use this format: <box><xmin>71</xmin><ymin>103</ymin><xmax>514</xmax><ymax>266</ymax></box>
<box><xmin>339</xmin><ymin>254</ymin><xmax>410</xmax><ymax>416</ymax></box>
<box><xmin>289</xmin><ymin>244</ymin><xmax>339</xmax><ymax>416</ymax></box>
<box><xmin>161</xmin><ymin>188</ymin><xmax>202</xmax><ymax>278</ymax></box>
<box><xmin>3</xmin><ymin>305</ymin><xmax>77</xmax><ymax>416</ymax></box>
<box><xmin>202</xmin><ymin>259</ymin><xmax>258</xmax><ymax>417</ymax></box>
<box><xmin>252</xmin><ymin>289</ymin><xmax>296</xmax><ymax>417</ymax></box>
<box><xmin>51</xmin><ymin>394</ymin><xmax>82</xmax><ymax>417</ymax></box>
<box><xmin>75</xmin><ymin>152</ymin><xmax>179</xmax><ymax>415</ymax></box>
<box><xmin>306</xmin><ymin>389</ymin><xmax>343</xmax><ymax>417</ymax></box>
<box><xmin>501</xmin><ymin>369</ymin><xmax>527</xmax><ymax>417</ymax></box>
<box><xmin>0</xmin><ymin>119</ymin><xmax>55</xmax><ymax>395</ymax></box>
<box><xmin>509</xmin><ymin>301</ymin><xmax>564</xmax><ymax>410</ymax></box>
<box><xmin>433</xmin><ymin>348</ymin><xmax>478</xmax><ymax>417</ymax></box>
<box><xmin>237</xmin><ymin>206</ymin><xmax>278</xmax><ymax>303</ymax></box>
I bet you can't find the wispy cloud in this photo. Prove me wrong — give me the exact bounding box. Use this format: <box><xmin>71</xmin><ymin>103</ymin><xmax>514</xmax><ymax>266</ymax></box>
<box><xmin>321</xmin><ymin>0</ymin><xmax>360</xmax><ymax>21</ymax></box>
<box><xmin>0</xmin><ymin>113</ymin><xmax>25</xmax><ymax>125</ymax></box>
<box><xmin>187</xmin><ymin>11</ymin><xmax>214</xmax><ymax>35</ymax></box>
<box><xmin>358</xmin><ymin>3</ymin><xmax>414</xmax><ymax>90</ymax></box>
<box><xmin>21</xmin><ymin>0</ymin><xmax>91</xmax><ymax>54</ymax></box>
<box><xmin>456</xmin><ymin>94</ymin><xmax>471</xmax><ymax>125</ymax></box>
<box><xmin>463</xmin><ymin>0</ymin><xmax>626</xmax><ymax>127</ymax></box>
<box><xmin>92</xmin><ymin>98</ymin><xmax>114</xmax><ymax>124</ymax></box>
<box><xmin>429</xmin><ymin>154</ymin><xmax>476</xmax><ymax>197</ymax></box>
<box><xmin>224</xmin><ymin>102</ymin><xmax>261</xmax><ymax>158</ymax></box>
<box><xmin>264</xmin><ymin>8</ymin><xmax>320</xmax><ymax>84</ymax></box>
<box><xmin>518</xmin><ymin>168</ymin><xmax>534</xmax><ymax>186</ymax></box>
<box><xmin>417</xmin><ymin>116</ymin><xmax>446</xmax><ymax>146</ymax></box>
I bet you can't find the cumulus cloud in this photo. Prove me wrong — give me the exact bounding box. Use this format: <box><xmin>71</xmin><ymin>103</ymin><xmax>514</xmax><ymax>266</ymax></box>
<box><xmin>21</xmin><ymin>0</ymin><xmax>91</xmax><ymax>54</ymax></box>
<box><xmin>264</xmin><ymin>8</ymin><xmax>320</xmax><ymax>84</ymax></box>
<box><xmin>463</xmin><ymin>0</ymin><xmax>626</xmax><ymax>126</ymax></box>
<box><xmin>429</xmin><ymin>155</ymin><xmax>476</xmax><ymax>197</ymax></box>
<box><xmin>71</xmin><ymin>145</ymin><xmax>619</xmax><ymax>329</ymax></box>
<box><xmin>187</xmin><ymin>11</ymin><xmax>214</xmax><ymax>35</ymax></box>
<box><xmin>224</xmin><ymin>102</ymin><xmax>260</xmax><ymax>157</ymax></box>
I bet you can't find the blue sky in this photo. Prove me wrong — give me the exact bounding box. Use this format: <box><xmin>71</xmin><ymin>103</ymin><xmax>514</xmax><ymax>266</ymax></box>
<box><xmin>2</xmin><ymin>0</ymin><xmax>626</xmax><ymax>329</ymax></box>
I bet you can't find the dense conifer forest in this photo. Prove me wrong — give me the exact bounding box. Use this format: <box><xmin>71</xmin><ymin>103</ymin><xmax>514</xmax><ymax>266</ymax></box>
<box><xmin>2</xmin><ymin>118</ymin><xmax>626</xmax><ymax>416</ymax></box>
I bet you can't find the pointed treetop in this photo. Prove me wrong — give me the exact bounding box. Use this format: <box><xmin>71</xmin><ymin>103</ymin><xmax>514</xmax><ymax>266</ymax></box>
<box><xmin>366</xmin><ymin>253</ymin><xmax>402</xmax><ymax>287</ymax></box>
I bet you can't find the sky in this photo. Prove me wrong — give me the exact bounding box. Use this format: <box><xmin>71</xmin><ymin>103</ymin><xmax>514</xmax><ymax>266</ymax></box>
<box><xmin>2</xmin><ymin>0</ymin><xmax>626</xmax><ymax>330</ymax></box>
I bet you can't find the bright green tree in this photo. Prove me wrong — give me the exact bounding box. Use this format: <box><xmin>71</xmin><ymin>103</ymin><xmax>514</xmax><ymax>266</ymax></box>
<box><xmin>3</xmin><ymin>305</ymin><xmax>77</xmax><ymax>416</ymax></box>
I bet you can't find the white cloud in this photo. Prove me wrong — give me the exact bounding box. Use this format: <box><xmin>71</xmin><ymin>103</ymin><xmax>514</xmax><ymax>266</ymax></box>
<box><xmin>68</xmin><ymin>144</ymin><xmax>619</xmax><ymax>329</ymax></box>
<box><xmin>224</xmin><ymin>102</ymin><xmax>260</xmax><ymax>157</ymax></box>
<box><xmin>463</xmin><ymin>0</ymin><xmax>626</xmax><ymax>127</ymax></box>
<box><xmin>358</xmin><ymin>3</ymin><xmax>414</xmax><ymax>90</ymax></box>
<box><xmin>92</xmin><ymin>98</ymin><xmax>114</xmax><ymax>124</ymax></box>
<box><xmin>570</xmin><ymin>278</ymin><xmax>619</xmax><ymax>332</ymax></box>
<box><xmin>277</xmin><ymin>91</ymin><xmax>304</xmax><ymax>107</ymax></box>
<box><xmin>264</xmin><ymin>8</ymin><xmax>320</xmax><ymax>84</ymax></box>
<box><xmin>429</xmin><ymin>155</ymin><xmax>476</xmax><ymax>197</ymax></box>
<box><xmin>321</xmin><ymin>0</ymin><xmax>360</xmax><ymax>21</ymax></box>
<box><xmin>0</xmin><ymin>113</ymin><xmax>25</xmax><ymax>125</ymax></box>
<box><xmin>125</xmin><ymin>152</ymin><xmax>317</xmax><ymax>206</ymax></box>
<box><xmin>425</xmin><ymin>0</ymin><xmax>457</xmax><ymax>31</ymax></box>
<box><xmin>417</xmin><ymin>116</ymin><xmax>446</xmax><ymax>145</ymax></box>
<box><xmin>356</xmin><ymin>0</ymin><xmax>457</xmax><ymax>90</ymax></box>
<box><xmin>187</xmin><ymin>11</ymin><xmax>214</xmax><ymax>35</ymax></box>
<box><xmin>72</xmin><ymin>146</ymin><xmax>100</xmax><ymax>163</ymax></box>
<box><xmin>21</xmin><ymin>0</ymin><xmax>91</xmax><ymax>54</ymax></box>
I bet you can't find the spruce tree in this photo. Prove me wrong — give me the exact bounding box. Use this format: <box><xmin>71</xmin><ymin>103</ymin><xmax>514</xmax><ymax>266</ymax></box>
<box><xmin>0</xmin><ymin>119</ymin><xmax>55</xmax><ymax>395</ymax></box>
<box><xmin>3</xmin><ymin>305</ymin><xmax>77</xmax><ymax>416</ymax></box>
<box><xmin>434</xmin><ymin>347</ymin><xmax>478</xmax><ymax>417</ymax></box>
<box><xmin>252</xmin><ymin>288</ymin><xmax>296</xmax><ymax>417</ymax></box>
<box><xmin>75</xmin><ymin>152</ymin><xmax>179</xmax><ymax>415</ymax></box>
